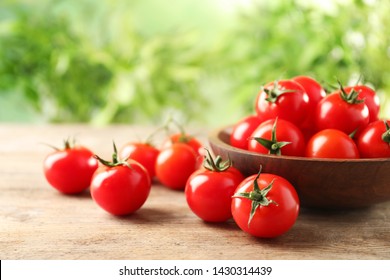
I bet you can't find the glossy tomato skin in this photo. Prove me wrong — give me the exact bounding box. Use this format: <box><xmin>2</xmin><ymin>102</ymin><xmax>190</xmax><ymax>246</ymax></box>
<box><xmin>90</xmin><ymin>160</ymin><xmax>151</xmax><ymax>215</ymax></box>
<box><xmin>357</xmin><ymin>120</ymin><xmax>390</xmax><ymax>158</ymax></box>
<box><xmin>155</xmin><ymin>143</ymin><xmax>198</xmax><ymax>190</ymax></box>
<box><xmin>162</xmin><ymin>132</ymin><xmax>204</xmax><ymax>168</ymax></box>
<box><xmin>341</xmin><ymin>85</ymin><xmax>380</xmax><ymax>123</ymax></box>
<box><xmin>162</xmin><ymin>133</ymin><xmax>203</xmax><ymax>157</ymax></box>
<box><xmin>305</xmin><ymin>129</ymin><xmax>360</xmax><ymax>159</ymax></box>
<box><xmin>230</xmin><ymin>115</ymin><xmax>264</xmax><ymax>150</ymax></box>
<box><xmin>185</xmin><ymin>167</ymin><xmax>244</xmax><ymax>222</ymax></box>
<box><xmin>119</xmin><ymin>142</ymin><xmax>159</xmax><ymax>179</ymax></box>
<box><xmin>231</xmin><ymin>173</ymin><xmax>299</xmax><ymax>238</ymax></box>
<box><xmin>248</xmin><ymin>118</ymin><xmax>306</xmax><ymax>156</ymax></box>
<box><xmin>43</xmin><ymin>146</ymin><xmax>98</xmax><ymax>194</ymax></box>
<box><xmin>292</xmin><ymin>75</ymin><xmax>326</xmax><ymax>136</ymax></box>
<box><xmin>255</xmin><ymin>79</ymin><xmax>309</xmax><ymax>127</ymax></box>
<box><xmin>315</xmin><ymin>92</ymin><xmax>369</xmax><ymax>136</ymax></box>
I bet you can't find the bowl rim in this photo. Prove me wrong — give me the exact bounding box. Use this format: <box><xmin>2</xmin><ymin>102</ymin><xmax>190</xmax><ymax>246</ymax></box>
<box><xmin>209</xmin><ymin>125</ymin><xmax>390</xmax><ymax>163</ymax></box>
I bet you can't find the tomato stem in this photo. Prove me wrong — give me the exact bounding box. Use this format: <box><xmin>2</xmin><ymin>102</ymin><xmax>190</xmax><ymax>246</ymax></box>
<box><xmin>381</xmin><ymin>121</ymin><xmax>390</xmax><ymax>144</ymax></box>
<box><xmin>250</xmin><ymin>118</ymin><xmax>291</xmax><ymax>155</ymax></box>
<box><xmin>264</xmin><ymin>80</ymin><xmax>297</xmax><ymax>103</ymax></box>
<box><xmin>233</xmin><ymin>166</ymin><xmax>278</xmax><ymax>227</ymax></box>
<box><xmin>203</xmin><ymin>148</ymin><xmax>231</xmax><ymax>172</ymax></box>
<box><xmin>94</xmin><ymin>142</ymin><xmax>131</xmax><ymax>168</ymax></box>
<box><xmin>338</xmin><ymin>80</ymin><xmax>365</xmax><ymax>105</ymax></box>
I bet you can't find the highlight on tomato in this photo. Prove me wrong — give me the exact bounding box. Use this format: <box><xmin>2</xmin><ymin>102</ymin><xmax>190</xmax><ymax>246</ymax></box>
<box><xmin>90</xmin><ymin>143</ymin><xmax>151</xmax><ymax>216</ymax></box>
<box><xmin>231</xmin><ymin>166</ymin><xmax>300</xmax><ymax>238</ymax></box>
<box><xmin>43</xmin><ymin>138</ymin><xmax>98</xmax><ymax>194</ymax></box>
<box><xmin>185</xmin><ymin>149</ymin><xmax>244</xmax><ymax>222</ymax></box>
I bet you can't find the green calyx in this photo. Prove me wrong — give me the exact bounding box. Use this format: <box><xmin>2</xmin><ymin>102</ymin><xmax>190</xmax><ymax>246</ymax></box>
<box><xmin>233</xmin><ymin>166</ymin><xmax>278</xmax><ymax>227</ymax></box>
<box><xmin>41</xmin><ymin>137</ymin><xmax>76</xmax><ymax>151</ymax></box>
<box><xmin>94</xmin><ymin>142</ymin><xmax>130</xmax><ymax>168</ymax></box>
<box><xmin>264</xmin><ymin>80</ymin><xmax>296</xmax><ymax>103</ymax></box>
<box><xmin>381</xmin><ymin>121</ymin><xmax>390</xmax><ymax>143</ymax></box>
<box><xmin>203</xmin><ymin>148</ymin><xmax>231</xmax><ymax>172</ymax></box>
<box><xmin>338</xmin><ymin>81</ymin><xmax>365</xmax><ymax>105</ymax></box>
<box><xmin>251</xmin><ymin>118</ymin><xmax>291</xmax><ymax>155</ymax></box>
<box><xmin>63</xmin><ymin>137</ymin><xmax>76</xmax><ymax>150</ymax></box>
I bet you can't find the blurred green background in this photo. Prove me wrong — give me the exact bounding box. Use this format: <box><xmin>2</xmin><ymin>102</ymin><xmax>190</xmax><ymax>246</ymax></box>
<box><xmin>1</xmin><ymin>0</ymin><xmax>390</xmax><ymax>126</ymax></box>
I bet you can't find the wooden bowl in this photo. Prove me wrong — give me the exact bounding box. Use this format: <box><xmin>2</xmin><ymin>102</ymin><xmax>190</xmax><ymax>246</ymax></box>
<box><xmin>208</xmin><ymin>126</ymin><xmax>390</xmax><ymax>209</ymax></box>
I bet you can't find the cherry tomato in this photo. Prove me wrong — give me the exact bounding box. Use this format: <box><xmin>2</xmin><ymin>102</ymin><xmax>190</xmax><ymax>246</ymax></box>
<box><xmin>230</xmin><ymin>114</ymin><xmax>264</xmax><ymax>150</ymax></box>
<box><xmin>91</xmin><ymin>145</ymin><xmax>151</xmax><ymax>216</ymax></box>
<box><xmin>43</xmin><ymin>140</ymin><xmax>98</xmax><ymax>194</ymax></box>
<box><xmin>155</xmin><ymin>142</ymin><xmax>198</xmax><ymax>190</ymax></box>
<box><xmin>167</xmin><ymin>132</ymin><xmax>203</xmax><ymax>155</ymax></box>
<box><xmin>161</xmin><ymin>132</ymin><xmax>204</xmax><ymax>168</ymax></box>
<box><xmin>185</xmin><ymin>150</ymin><xmax>244</xmax><ymax>222</ymax></box>
<box><xmin>357</xmin><ymin>120</ymin><xmax>390</xmax><ymax>158</ymax></box>
<box><xmin>292</xmin><ymin>75</ymin><xmax>326</xmax><ymax>136</ymax></box>
<box><xmin>339</xmin><ymin>85</ymin><xmax>380</xmax><ymax>123</ymax></box>
<box><xmin>119</xmin><ymin>142</ymin><xmax>159</xmax><ymax>179</ymax></box>
<box><xmin>315</xmin><ymin>87</ymin><xmax>369</xmax><ymax>136</ymax></box>
<box><xmin>248</xmin><ymin>118</ymin><xmax>305</xmax><ymax>156</ymax></box>
<box><xmin>231</xmin><ymin>167</ymin><xmax>300</xmax><ymax>238</ymax></box>
<box><xmin>305</xmin><ymin>129</ymin><xmax>360</xmax><ymax>159</ymax></box>
<box><xmin>255</xmin><ymin>79</ymin><xmax>309</xmax><ymax>127</ymax></box>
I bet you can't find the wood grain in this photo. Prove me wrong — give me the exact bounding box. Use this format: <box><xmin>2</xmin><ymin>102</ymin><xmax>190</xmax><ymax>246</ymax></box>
<box><xmin>1</xmin><ymin>124</ymin><xmax>389</xmax><ymax>260</ymax></box>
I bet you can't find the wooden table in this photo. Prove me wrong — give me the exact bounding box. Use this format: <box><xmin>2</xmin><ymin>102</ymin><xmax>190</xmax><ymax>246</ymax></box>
<box><xmin>1</xmin><ymin>124</ymin><xmax>389</xmax><ymax>260</ymax></box>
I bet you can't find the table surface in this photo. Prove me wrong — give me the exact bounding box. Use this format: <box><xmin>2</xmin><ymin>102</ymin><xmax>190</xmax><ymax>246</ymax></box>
<box><xmin>1</xmin><ymin>124</ymin><xmax>389</xmax><ymax>260</ymax></box>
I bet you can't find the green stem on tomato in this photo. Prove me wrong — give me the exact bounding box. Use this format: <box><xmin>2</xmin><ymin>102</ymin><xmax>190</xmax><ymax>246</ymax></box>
<box><xmin>381</xmin><ymin>121</ymin><xmax>390</xmax><ymax>144</ymax></box>
<box><xmin>203</xmin><ymin>148</ymin><xmax>231</xmax><ymax>172</ymax></box>
<box><xmin>250</xmin><ymin>118</ymin><xmax>291</xmax><ymax>156</ymax></box>
<box><xmin>233</xmin><ymin>165</ymin><xmax>278</xmax><ymax>227</ymax></box>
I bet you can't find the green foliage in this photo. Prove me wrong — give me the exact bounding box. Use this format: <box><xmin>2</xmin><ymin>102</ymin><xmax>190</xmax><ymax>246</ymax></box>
<box><xmin>0</xmin><ymin>0</ymin><xmax>210</xmax><ymax>124</ymax></box>
<box><xmin>0</xmin><ymin>2</ymin><xmax>113</xmax><ymax>122</ymax></box>
<box><xmin>1</xmin><ymin>0</ymin><xmax>390</xmax><ymax>125</ymax></box>
<box><xmin>213</xmin><ymin>0</ymin><xmax>390</xmax><ymax>117</ymax></box>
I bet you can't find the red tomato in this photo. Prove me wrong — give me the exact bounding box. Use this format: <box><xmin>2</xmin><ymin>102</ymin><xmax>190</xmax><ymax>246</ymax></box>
<box><xmin>231</xmin><ymin>168</ymin><xmax>300</xmax><ymax>238</ymax></box>
<box><xmin>161</xmin><ymin>132</ymin><xmax>204</xmax><ymax>168</ymax></box>
<box><xmin>315</xmin><ymin>88</ymin><xmax>369</xmax><ymax>136</ymax></box>
<box><xmin>248</xmin><ymin>118</ymin><xmax>305</xmax><ymax>156</ymax></box>
<box><xmin>292</xmin><ymin>75</ymin><xmax>326</xmax><ymax>135</ymax></box>
<box><xmin>255</xmin><ymin>79</ymin><xmax>309</xmax><ymax>127</ymax></box>
<box><xmin>43</xmin><ymin>140</ymin><xmax>98</xmax><ymax>194</ymax></box>
<box><xmin>162</xmin><ymin>132</ymin><xmax>203</xmax><ymax>156</ymax></box>
<box><xmin>90</xmin><ymin>150</ymin><xmax>151</xmax><ymax>216</ymax></box>
<box><xmin>305</xmin><ymin>129</ymin><xmax>360</xmax><ymax>159</ymax></box>
<box><xmin>340</xmin><ymin>85</ymin><xmax>380</xmax><ymax>123</ymax></box>
<box><xmin>357</xmin><ymin>120</ymin><xmax>390</xmax><ymax>158</ymax></box>
<box><xmin>155</xmin><ymin>143</ymin><xmax>198</xmax><ymax>190</ymax></box>
<box><xmin>230</xmin><ymin>114</ymin><xmax>264</xmax><ymax>150</ymax></box>
<box><xmin>119</xmin><ymin>142</ymin><xmax>159</xmax><ymax>179</ymax></box>
<box><xmin>185</xmin><ymin>150</ymin><xmax>244</xmax><ymax>222</ymax></box>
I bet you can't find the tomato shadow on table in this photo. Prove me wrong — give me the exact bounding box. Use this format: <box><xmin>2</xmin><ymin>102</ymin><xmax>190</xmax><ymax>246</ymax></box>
<box><xmin>201</xmin><ymin>219</ymin><xmax>241</xmax><ymax>232</ymax></box>
<box><xmin>112</xmin><ymin>207</ymin><xmax>182</xmax><ymax>224</ymax></box>
<box><xmin>246</xmin><ymin>205</ymin><xmax>383</xmax><ymax>248</ymax></box>
<box><xmin>51</xmin><ymin>188</ymin><xmax>92</xmax><ymax>200</ymax></box>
